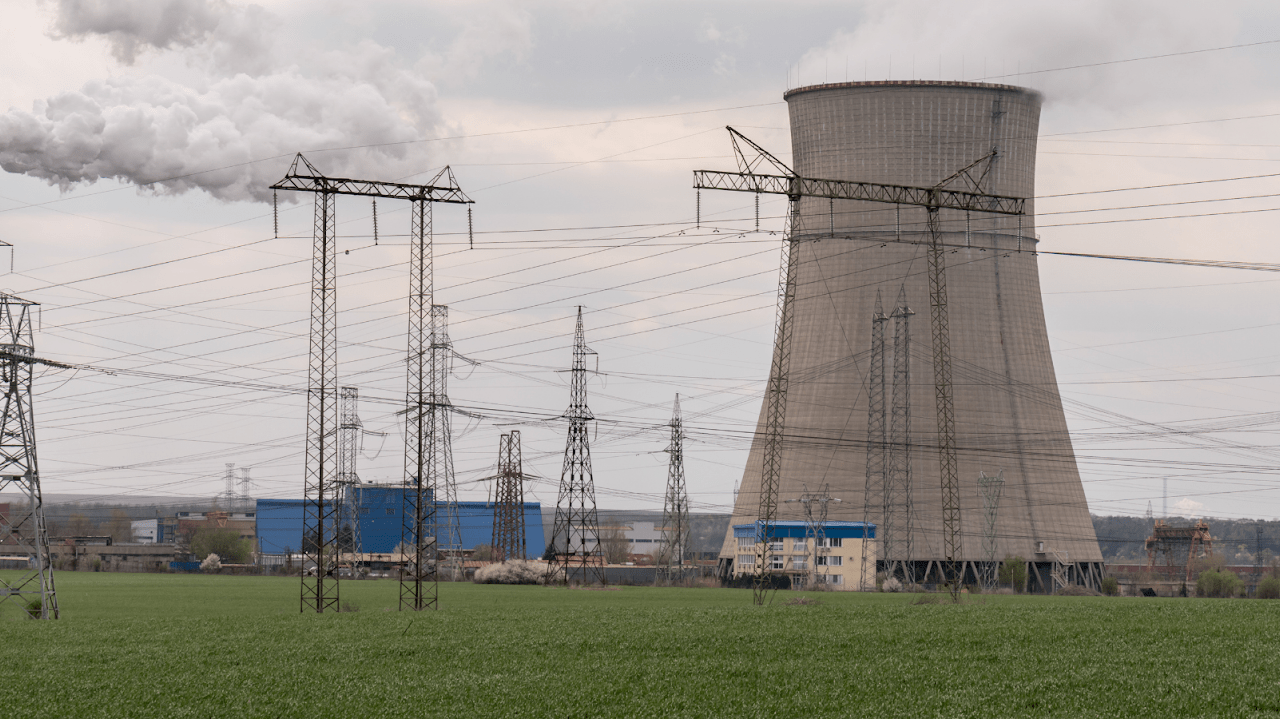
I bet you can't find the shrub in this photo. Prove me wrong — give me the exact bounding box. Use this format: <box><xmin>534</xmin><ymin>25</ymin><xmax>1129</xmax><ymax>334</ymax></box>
<box><xmin>1257</xmin><ymin>576</ymin><xmax>1280</xmax><ymax>599</ymax></box>
<box><xmin>882</xmin><ymin>577</ymin><xmax>902</xmax><ymax>593</ymax></box>
<box><xmin>1101</xmin><ymin>577</ymin><xmax>1120</xmax><ymax>596</ymax></box>
<box><xmin>473</xmin><ymin>560</ymin><xmax>544</xmax><ymax>585</ymax></box>
<box><xmin>24</xmin><ymin>599</ymin><xmax>42</xmax><ymax>619</ymax></box>
<box><xmin>191</xmin><ymin>528</ymin><xmax>252</xmax><ymax>564</ymax></box>
<box><xmin>1196</xmin><ymin>569</ymin><xmax>1242</xmax><ymax>598</ymax></box>
<box><xmin>998</xmin><ymin>556</ymin><xmax>1027</xmax><ymax>593</ymax></box>
<box><xmin>200</xmin><ymin>553</ymin><xmax>222</xmax><ymax>573</ymax></box>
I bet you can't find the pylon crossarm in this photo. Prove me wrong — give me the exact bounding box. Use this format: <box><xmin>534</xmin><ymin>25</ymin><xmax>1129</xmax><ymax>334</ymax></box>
<box><xmin>693</xmin><ymin>170</ymin><xmax>1025</xmax><ymax>216</ymax></box>
<box><xmin>271</xmin><ymin>155</ymin><xmax>473</xmax><ymax>204</ymax></box>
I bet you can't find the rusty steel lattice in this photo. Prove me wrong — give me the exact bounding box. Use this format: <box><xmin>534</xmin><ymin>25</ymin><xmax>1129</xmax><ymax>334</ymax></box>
<box><xmin>270</xmin><ymin>154</ymin><xmax>472</xmax><ymax>613</ymax></box>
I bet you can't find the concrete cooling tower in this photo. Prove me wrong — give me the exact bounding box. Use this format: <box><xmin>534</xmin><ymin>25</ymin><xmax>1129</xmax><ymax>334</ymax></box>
<box><xmin>718</xmin><ymin>81</ymin><xmax>1104</xmax><ymax>592</ymax></box>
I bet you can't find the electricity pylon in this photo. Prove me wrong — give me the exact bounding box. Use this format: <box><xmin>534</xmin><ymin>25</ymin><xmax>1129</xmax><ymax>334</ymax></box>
<box><xmin>695</xmin><ymin>127</ymin><xmax>1026</xmax><ymax>602</ymax></box>
<box><xmin>861</xmin><ymin>293</ymin><xmax>887</xmax><ymax>591</ymax></box>
<box><xmin>887</xmin><ymin>287</ymin><xmax>915</xmax><ymax>584</ymax></box>
<box><xmin>659</xmin><ymin>395</ymin><xmax>690</xmax><ymax>582</ymax></box>
<box><xmin>978</xmin><ymin>471</ymin><xmax>1004</xmax><ymax>590</ymax></box>
<box><xmin>786</xmin><ymin>484</ymin><xmax>840</xmax><ymax>589</ymax></box>
<box><xmin>429</xmin><ymin>305</ymin><xmax>462</xmax><ymax>581</ymax></box>
<box><xmin>271</xmin><ymin>154</ymin><xmax>472</xmax><ymax>613</ymax></box>
<box><xmin>547</xmin><ymin>308</ymin><xmax>604</xmax><ymax>585</ymax></box>
<box><xmin>0</xmin><ymin>294</ymin><xmax>61</xmax><ymax>619</ymax></box>
<box><xmin>491</xmin><ymin>431</ymin><xmax>526</xmax><ymax>562</ymax></box>
<box><xmin>337</xmin><ymin>386</ymin><xmax>363</xmax><ymax>575</ymax></box>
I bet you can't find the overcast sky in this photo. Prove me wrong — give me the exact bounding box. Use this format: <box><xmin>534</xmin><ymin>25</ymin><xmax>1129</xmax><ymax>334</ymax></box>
<box><xmin>3</xmin><ymin>0</ymin><xmax>1280</xmax><ymax>523</ymax></box>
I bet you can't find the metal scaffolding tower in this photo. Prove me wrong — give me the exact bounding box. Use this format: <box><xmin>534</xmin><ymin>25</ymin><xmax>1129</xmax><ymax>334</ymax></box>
<box><xmin>978</xmin><ymin>470</ymin><xmax>1004</xmax><ymax>590</ymax></box>
<box><xmin>337</xmin><ymin>386</ymin><xmax>363</xmax><ymax>574</ymax></box>
<box><xmin>429</xmin><ymin>305</ymin><xmax>462</xmax><ymax>580</ymax></box>
<box><xmin>861</xmin><ymin>293</ymin><xmax>887</xmax><ymax>590</ymax></box>
<box><xmin>695</xmin><ymin>127</ymin><xmax>1026</xmax><ymax>601</ymax></box>
<box><xmin>548</xmin><ymin>308</ymin><xmax>604</xmax><ymax>584</ymax></box>
<box><xmin>270</xmin><ymin>153</ymin><xmax>472</xmax><ymax>613</ymax></box>
<box><xmin>491</xmin><ymin>431</ymin><xmax>526</xmax><ymax>562</ymax></box>
<box><xmin>886</xmin><ymin>288</ymin><xmax>915</xmax><ymax>583</ymax></box>
<box><xmin>659</xmin><ymin>395</ymin><xmax>690</xmax><ymax>582</ymax></box>
<box><xmin>0</xmin><ymin>294</ymin><xmax>59</xmax><ymax>619</ymax></box>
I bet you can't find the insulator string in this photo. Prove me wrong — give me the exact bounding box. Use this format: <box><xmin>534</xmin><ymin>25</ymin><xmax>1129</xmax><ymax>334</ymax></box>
<box><xmin>755</xmin><ymin>193</ymin><xmax>760</xmax><ymax>231</ymax></box>
<box><xmin>696</xmin><ymin>189</ymin><xmax>701</xmax><ymax>229</ymax></box>
<box><xmin>468</xmin><ymin>205</ymin><xmax>474</xmax><ymax>250</ymax></box>
<box><xmin>372</xmin><ymin>199</ymin><xmax>379</xmax><ymax>246</ymax></box>
<box><xmin>272</xmin><ymin>190</ymin><xmax>278</xmax><ymax>239</ymax></box>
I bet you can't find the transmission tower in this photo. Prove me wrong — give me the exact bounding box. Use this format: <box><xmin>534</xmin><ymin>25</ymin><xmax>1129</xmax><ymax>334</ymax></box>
<box><xmin>659</xmin><ymin>395</ymin><xmax>690</xmax><ymax>582</ymax></box>
<box><xmin>429</xmin><ymin>305</ymin><xmax>462</xmax><ymax>580</ymax></box>
<box><xmin>0</xmin><ymin>294</ymin><xmax>62</xmax><ymax>619</ymax></box>
<box><xmin>978</xmin><ymin>471</ymin><xmax>1004</xmax><ymax>590</ymax></box>
<box><xmin>491</xmin><ymin>431</ymin><xmax>526</xmax><ymax>562</ymax></box>
<box><xmin>887</xmin><ymin>287</ymin><xmax>915</xmax><ymax>583</ymax></box>
<box><xmin>695</xmin><ymin>127</ymin><xmax>1025</xmax><ymax>601</ymax></box>
<box><xmin>861</xmin><ymin>293</ymin><xmax>887</xmax><ymax>590</ymax></box>
<box><xmin>785</xmin><ymin>484</ymin><xmax>840</xmax><ymax>588</ymax></box>
<box><xmin>271</xmin><ymin>154</ymin><xmax>472</xmax><ymax>613</ymax></box>
<box><xmin>238</xmin><ymin>467</ymin><xmax>252</xmax><ymax>510</ymax></box>
<box><xmin>337</xmin><ymin>386</ymin><xmax>363</xmax><ymax>575</ymax></box>
<box><xmin>548</xmin><ymin>308</ymin><xmax>604</xmax><ymax>584</ymax></box>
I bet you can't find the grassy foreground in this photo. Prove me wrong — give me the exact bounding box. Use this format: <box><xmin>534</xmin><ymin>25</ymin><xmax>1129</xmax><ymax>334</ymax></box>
<box><xmin>3</xmin><ymin>572</ymin><xmax>1279</xmax><ymax>718</ymax></box>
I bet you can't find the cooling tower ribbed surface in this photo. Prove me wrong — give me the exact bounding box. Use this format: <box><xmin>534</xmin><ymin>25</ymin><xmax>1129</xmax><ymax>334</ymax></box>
<box><xmin>719</xmin><ymin>81</ymin><xmax>1103</xmax><ymax>589</ymax></box>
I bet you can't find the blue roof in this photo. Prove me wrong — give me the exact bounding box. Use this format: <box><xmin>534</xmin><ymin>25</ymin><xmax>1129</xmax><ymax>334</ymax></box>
<box><xmin>733</xmin><ymin>520</ymin><xmax>875</xmax><ymax>540</ymax></box>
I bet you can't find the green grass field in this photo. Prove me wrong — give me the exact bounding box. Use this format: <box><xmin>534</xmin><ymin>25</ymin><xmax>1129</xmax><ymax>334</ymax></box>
<box><xmin>3</xmin><ymin>572</ymin><xmax>1279</xmax><ymax>718</ymax></box>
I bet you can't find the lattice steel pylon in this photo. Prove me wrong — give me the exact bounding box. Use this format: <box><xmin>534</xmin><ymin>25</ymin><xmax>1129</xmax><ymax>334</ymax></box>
<box><xmin>270</xmin><ymin>154</ymin><xmax>472</xmax><ymax>613</ymax></box>
<box><xmin>786</xmin><ymin>484</ymin><xmax>840</xmax><ymax>588</ymax></box>
<box><xmin>978</xmin><ymin>471</ymin><xmax>1005</xmax><ymax>590</ymax></box>
<box><xmin>659</xmin><ymin>395</ymin><xmax>690</xmax><ymax>583</ymax></box>
<box><xmin>886</xmin><ymin>287</ymin><xmax>915</xmax><ymax>583</ymax></box>
<box><xmin>695</xmin><ymin>127</ymin><xmax>1025</xmax><ymax>602</ymax></box>
<box><xmin>429</xmin><ymin>305</ymin><xmax>462</xmax><ymax>580</ymax></box>
<box><xmin>547</xmin><ymin>308</ymin><xmax>604</xmax><ymax>585</ymax></box>
<box><xmin>491</xmin><ymin>431</ymin><xmax>526</xmax><ymax>562</ymax></box>
<box><xmin>861</xmin><ymin>293</ymin><xmax>887</xmax><ymax>590</ymax></box>
<box><xmin>336</xmin><ymin>386</ymin><xmax>363</xmax><ymax>575</ymax></box>
<box><xmin>0</xmin><ymin>294</ymin><xmax>59</xmax><ymax>619</ymax></box>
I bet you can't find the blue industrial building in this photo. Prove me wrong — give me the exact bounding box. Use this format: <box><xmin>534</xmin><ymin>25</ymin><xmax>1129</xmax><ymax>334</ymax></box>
<box><xmin>256</xmin><ymin>485</ymin><xmax>544</xmax><ymax>558</ymax></box>
<box><xmin>732</xmin><ymin>520</ymin><xmax>876</xmax><ymax>541</ymax></box>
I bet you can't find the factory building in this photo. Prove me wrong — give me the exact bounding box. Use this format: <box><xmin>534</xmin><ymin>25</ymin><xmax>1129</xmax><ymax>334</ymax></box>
<box><xmin>731</xmin><ymin>521</ymin><xmax>876</xmax><ymax>590</ymax></box>
<box><xmin>257</xmin><ymin>485</ymin><xmax>544</xmax><ymax>559</ymax></box>
<box><xmin>720</xmin><ymin>81</ymin><xmax>1104</xmax><ymax>592</ymax></box>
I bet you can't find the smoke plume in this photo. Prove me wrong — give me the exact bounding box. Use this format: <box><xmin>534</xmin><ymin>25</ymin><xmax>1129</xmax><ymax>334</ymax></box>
<box><xmin>1</xmin><ymin>0</ymin><xmax>446</xmax><ymax>203</ymax></box>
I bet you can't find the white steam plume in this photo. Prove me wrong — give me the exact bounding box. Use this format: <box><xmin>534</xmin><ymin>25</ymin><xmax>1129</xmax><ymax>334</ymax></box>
<box><xmin>2</xmin><ymin>0</ymin><xmax>447</xmax><ymax>203</ymax></box>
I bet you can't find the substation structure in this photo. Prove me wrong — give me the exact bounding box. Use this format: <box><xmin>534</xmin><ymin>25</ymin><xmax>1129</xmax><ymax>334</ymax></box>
<box><xmin>271</xmin><ymin>155</ymin><xmax>473</xmax><ymax>612</ymax></box>
<box><xmin>710</xmin><ymin>81</ymin><xmax>1105</xmax><ymax>596</ymax></box>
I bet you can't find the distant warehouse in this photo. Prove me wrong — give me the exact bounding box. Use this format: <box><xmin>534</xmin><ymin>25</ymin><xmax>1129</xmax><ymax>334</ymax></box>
<box><xmin>257</xmin><ymin>485</ymin><xmax>544</xmax><ymax>558</ymax></box>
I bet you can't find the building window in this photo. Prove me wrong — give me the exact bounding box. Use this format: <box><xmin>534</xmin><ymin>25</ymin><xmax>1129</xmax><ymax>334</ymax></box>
<box><xmin>737</xmin><ymin>537</ymin><xmax>753</xmax><ymax>548</ymax></box>
<box><xmin>737</xmin><ymin>554</ymin><xmax>755</xmax><ymax>566</ymax></box>
<box><xmin>792</xmin><ymin>559</ymin><xmax>807</xmax><ymax>570</ymax></box>
<box><xmin>770</xmin><ymin>556</ymin><xmax>785</xmax><ymax>570</ymax></box>
<box><xmin>385</xmin><ymin>508</ymin><xmax>395</xmax><ymax>516</ymax></box>
<box><xmin>821</xmin><ymin>537</ymin><xmax>843</xmax><ymax>548</ymax></box>
<box><xmin>769</xmin><ymin>541</ymin><xmax>784</xmax><ymax>553</ymax></box>
<box><xmin>817</xmin><ymin>555</ymin><xmax>842</xmax><ymax>567</ymax></box>
<box><xmin>823</xmin><ymin>574</ymin><xmax>843</xmax><ymax>585</ymax></box>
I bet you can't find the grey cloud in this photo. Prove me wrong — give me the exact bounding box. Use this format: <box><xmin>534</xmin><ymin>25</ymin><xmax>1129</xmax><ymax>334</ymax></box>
<box><xmin>49</xmin><ymin>0</ymin><xmax>231</xmax><ymax>63</ymax></box>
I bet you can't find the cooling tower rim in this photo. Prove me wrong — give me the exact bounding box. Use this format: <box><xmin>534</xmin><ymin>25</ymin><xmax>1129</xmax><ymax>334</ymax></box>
<box><xmin>784</xmin><ymin>79</ymin><xmax>1042</xmax><ymax>102</ymax></box>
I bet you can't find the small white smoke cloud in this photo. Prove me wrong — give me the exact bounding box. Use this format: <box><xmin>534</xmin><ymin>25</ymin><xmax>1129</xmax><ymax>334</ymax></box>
<box><xmin>1173</xmin><ymin>497</ymin><xmax>1205</xmax><ymax>516</ymax></box>
<box><xmin>2</xmin><ymin>0</ymin><xmax>448</xmax><ymax>203</ymax></box>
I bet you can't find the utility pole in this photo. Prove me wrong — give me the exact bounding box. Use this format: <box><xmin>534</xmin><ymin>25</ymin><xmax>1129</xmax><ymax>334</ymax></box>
<box><xmin>978</xmin><ymin>471</ymin><xmax>1004</xmax><ymax>591</ymax></box>
<box><xmin>659</xmin><ymin>395</ymin><xmax>690</xmax><ymax>583</ymax></box>
<box><xmin>861</xmin><ymin>293</ymin><xmax>887</xmax><ymax>591</ymax></box>
<box><xmin>695</xmin><ymin>127</ymin><xmax>1026</xmax><ymax>602</ymax></box>
<box><xmin>492</xmin><ymin>431</ymin><xmax>526</xmax><ymax>562</ymax></box>
<box><xmin>547</xmin><ymin>308</ymin><xmax>605</xmax><ymax>584</ymax></box>
<box><xmin>0</xmin><ymin>294</ymin><xmax>63</xmax><ymax>619</ymax></box>
<box><xmin>271</xmin><ymin>154</ymin><xmax>472</xmax><ymax>613</ymax></box>
<box><xmin>786</xmin><ymin>484</ymin><xmax>840</xmax><ymax>589</ymax></box>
